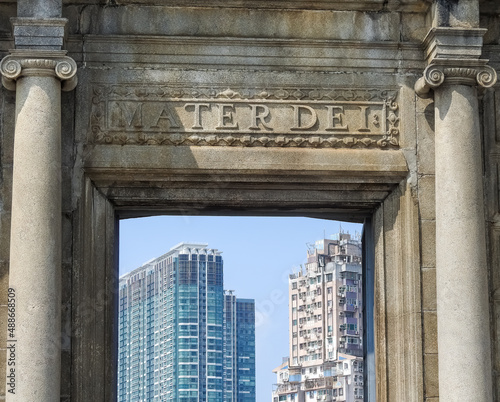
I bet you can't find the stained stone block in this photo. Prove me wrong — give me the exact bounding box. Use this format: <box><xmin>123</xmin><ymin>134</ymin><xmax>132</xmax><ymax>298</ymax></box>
<box><xmin>493</xmin><ymin>300</ymin><xmax>500</xmax><ymax>370</ymax></box>
<box><xmin>497</xmin><ymin>375</ymin><xmax>500</xmax><ymax>402</ymax></box>
<box><xmin>423</xmin><ymin>311</ymin><xmax>438</xmax><ymax>354</ymax></box>
<box><xmin>490</xmin><ymin>228</ymin><xmax>500</xmax><ymax>295</ymax></box>
<box><xmin>400</xmin><ymin>11</ymin><xmax>429</xmax><ymax>42</ymax></box>
<box><xmin>431</xmin><ymin>0</ymin><xmax>480</xmax><ymax>28</ymax></box>
<box><xmin>424</xmin><ymin>354</ymin><xmax>439</xmax><ymax>398</ymax></box>
<box><xmin>421</xmin><ymin>267</ymin><xmax>437</xmax><ymax>311</ymax></box>
<box><xmin>83</xmin><ymin>6</ymin><xmax>401</xmax><ymax>41</ymax></box>
<box><xmin>17</xmin><ymin>0</ymin><xmax>62</xmax><ymax>19</ymax></box>
<box><xmin>0</xmin><ymin>92</ymin><xmax>15</xmax><ymax>167</ymax></box>
<box><xmin>418</xmin><ymin>175</ymin><xmax>435</xmax><ymax>221</ymax></box>
<box><xmin>420</xmin><ymin>220</ymin><xmax>436</xmax><ymax>268</ymax></box>
<box><xmin>0</xmin><ymin>4</ymin><xmax>15</xmax><ymax>34</ymax></box>
<box><xmin>62</xmin><ymin>214</ymin><xmax>73</xmax><ymax>264</ymax></box>
<box><xmin>0</xmin><ymin>306</ymin><xmax>6</xmax><ymax>349</ymax></box>
<box><xmin>416</xmin><ymin>100</ymin><xmax>435</xmax><ymax>175</ymax></box>
<box><xmin>0</xmin><ymin>168</ymin><xmax>13</xmax><ymax>213</ymax></box>
<box><xmin>0</xmin><ymin>262</ymin><xmax>8</xmax><ymax>305</ymax></box>
<box><xmin>0</xmin><ymin>213</ymin><xmax>10</xmax><ymax>263</ymax></box>
<box><xmin>60</xmin><ymin>350</ymin><xmax>71</xmax><ymax>398</ymax></box>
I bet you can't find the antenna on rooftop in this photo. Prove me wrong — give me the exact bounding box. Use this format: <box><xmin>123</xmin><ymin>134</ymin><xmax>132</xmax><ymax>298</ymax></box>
<box><xmin>306</xmin><ymin>242</ymin><xmax>315</xmax><ymax>253</ymax></box>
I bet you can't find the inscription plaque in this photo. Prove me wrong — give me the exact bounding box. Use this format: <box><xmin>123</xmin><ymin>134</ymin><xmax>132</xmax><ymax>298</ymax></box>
<box><xmin>90</xmin><ymin>85</ymin><xmax>399</xmax><ymax>148</ymax></box>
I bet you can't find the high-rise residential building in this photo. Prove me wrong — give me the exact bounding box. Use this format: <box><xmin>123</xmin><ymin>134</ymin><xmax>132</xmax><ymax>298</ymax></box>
<box><xmin>272</xmin><ymin>232</ymin><xmax>364</xmax><ymax>402</ymax></box>
<box><xmin>223</xmin><ymin>292</ymin><xmax>256</xmax><ymax>402</ymax></box>
<box><xmin>118</xmin><ymin>242</ymin><xmax>256</xmax><ymax>402</ymax></box>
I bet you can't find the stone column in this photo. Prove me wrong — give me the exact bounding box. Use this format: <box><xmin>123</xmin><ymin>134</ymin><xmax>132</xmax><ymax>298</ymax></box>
<box><xmin>415</xmin><ymin>28</ymin><xmax>497</xmax><ymax>401</ymax></box>
<box><xmin>0</xmin><ymin>23</ymin><xmax>77</xmax><ymax>402</ymax></box>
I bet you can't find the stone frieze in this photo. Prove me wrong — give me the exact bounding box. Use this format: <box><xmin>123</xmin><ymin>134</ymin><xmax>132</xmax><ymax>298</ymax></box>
<box><xmin>90</xmin><ymin>84</ymin><xmax>399</xmax><ymax>148</ymax></box>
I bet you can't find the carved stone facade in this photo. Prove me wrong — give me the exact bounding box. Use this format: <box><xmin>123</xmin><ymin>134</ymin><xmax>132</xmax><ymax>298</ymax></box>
<box><xmin>90</xmin><ymin>85</ymin><xmax>399</xmax><ymax>148</ymax></box>
<box><xmin>0</xmin><ymin>1</ymin><xmax>499</xmax><ymax>401</ymax></box>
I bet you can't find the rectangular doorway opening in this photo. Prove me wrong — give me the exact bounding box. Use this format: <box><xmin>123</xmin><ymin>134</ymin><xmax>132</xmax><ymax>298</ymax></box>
<box><xmin>116</xmin><ymin>215</ymin><xmax>372</xmax><ymax>402</ymax></box>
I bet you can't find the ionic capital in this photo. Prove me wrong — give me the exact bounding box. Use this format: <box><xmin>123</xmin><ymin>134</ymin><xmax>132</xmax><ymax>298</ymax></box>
<box><xmin>415</xmin><ymin>60</ymin><xmax>497</xmax><ymax>99</ymax></box>
<box><xmin>0</xmin><ymin>50</ymin><xmax>77</xmax><ymax>92</ymax></box>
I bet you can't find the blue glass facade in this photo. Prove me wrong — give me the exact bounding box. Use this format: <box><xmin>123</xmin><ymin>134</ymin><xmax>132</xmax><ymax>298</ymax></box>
<box><xmin>236</xmin><ymin>299</ymin><xmax>256</xmax><ymax>402</ymax></box>
<box><xmin>222</xmin><ymin>294</ymin><xmax>257</xmax><ymax>402</ymax></box>
<box><xmin>118</xmin><ymin>243</ymin><xmax>255</xmax><ymax>402</ymax></box>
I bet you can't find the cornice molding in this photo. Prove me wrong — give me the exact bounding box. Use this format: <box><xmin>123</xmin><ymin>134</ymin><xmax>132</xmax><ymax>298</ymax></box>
<box><xmin>57</xmin><ymin>0</ymin><xmax>431</xmax><ymax>12</ymax></box>
<box><xmin>0</xmin><ymin>49</ymin><xmax>77</xmax><ymax>91</ymax></box>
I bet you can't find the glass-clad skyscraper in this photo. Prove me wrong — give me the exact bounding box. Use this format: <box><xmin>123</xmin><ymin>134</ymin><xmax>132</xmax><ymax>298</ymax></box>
<box><xmin>118</xmin><ymin>242</ymin><xmax>256</xmax><ymax>402</ymax></box>
<box><xmin>222</xmin><ymin>293</ymin><xmax>256</xmax><ymax>402</ymax></box>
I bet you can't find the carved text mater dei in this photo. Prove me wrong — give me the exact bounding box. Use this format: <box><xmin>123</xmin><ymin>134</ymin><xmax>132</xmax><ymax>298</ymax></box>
<box><xmin>91</xmin><ymin>85</ymin><xmax>400</xmax><ymax>148</ymax></box>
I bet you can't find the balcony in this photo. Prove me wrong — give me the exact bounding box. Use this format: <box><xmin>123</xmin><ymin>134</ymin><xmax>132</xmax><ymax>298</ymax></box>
<box><xmin>303</xmin><ymin>377</ymin><xmax>334</xmax><ymax>390</ymax></box>
<box><xmin>273</xmin><ymin>382</ymin><xmax>300</xmax><ymax>394</ymax></box>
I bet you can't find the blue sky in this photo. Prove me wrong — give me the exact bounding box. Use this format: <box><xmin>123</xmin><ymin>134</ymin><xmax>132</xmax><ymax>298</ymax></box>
<box><xmin>119</xmin><ymin>216</ymin><xmax>363</xmax><ymax>401</ymax></box>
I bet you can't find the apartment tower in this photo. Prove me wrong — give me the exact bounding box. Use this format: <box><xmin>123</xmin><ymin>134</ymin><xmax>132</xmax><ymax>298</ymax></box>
<box><xmin>273</xmin><ymin>232</ymin><xmax>364</xmax><ymax>402</ymax></box>
<box><xmin>118</xmin><ymin>243</ymin><xmax>256</xmax><ymax>402</ymax></box>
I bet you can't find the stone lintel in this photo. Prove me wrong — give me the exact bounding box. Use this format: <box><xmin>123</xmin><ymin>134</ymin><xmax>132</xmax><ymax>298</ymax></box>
<box><xmin>0</xmin><ymin>49</ymin><xmax>77</xmax><ymax>91</ymax></box>
<box><xmin>12</xmin><ymin>18</ymin><xmax>67</xmax><ymax>50</ymax></box>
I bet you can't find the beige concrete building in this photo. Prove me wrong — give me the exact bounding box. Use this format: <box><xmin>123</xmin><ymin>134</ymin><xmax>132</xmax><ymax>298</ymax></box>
<box><xmin>290</xmin><ymin>234</ymin><xmax>363</xmax><ymax>364</ymax></box>
<box><xmin>273</xmin><ymin>233</ymin><xmax>363</xmax><ymax>402</ymax></box>
<box><xmin>1</xmin><ymin>0</ymin><xmax>500</xmax><ymax>401</ymax></box>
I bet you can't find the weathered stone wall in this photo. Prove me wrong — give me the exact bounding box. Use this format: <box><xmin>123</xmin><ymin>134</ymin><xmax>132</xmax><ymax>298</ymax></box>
<box><xmin>0</xmin><ymin>1</ymin><xmax>499</xmax><ymax>401</ymax></box>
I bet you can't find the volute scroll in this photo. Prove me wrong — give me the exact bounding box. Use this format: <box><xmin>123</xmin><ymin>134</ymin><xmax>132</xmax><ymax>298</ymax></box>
<box><xmin>415</xmin><ymin>61</ymin><xmax>497</xmax><ymax>99</ymax></box>
<box><xmin>0</xmin><ymin>51</ymin><xmax>77</xmax><ymax>92</ymax></box>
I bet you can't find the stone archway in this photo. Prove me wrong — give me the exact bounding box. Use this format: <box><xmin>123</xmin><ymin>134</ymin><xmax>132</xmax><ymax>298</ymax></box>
<box><xmin>1</xmin><ymin>1</ymin><xmax>499</xmax><ymax>401</ymax></box>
